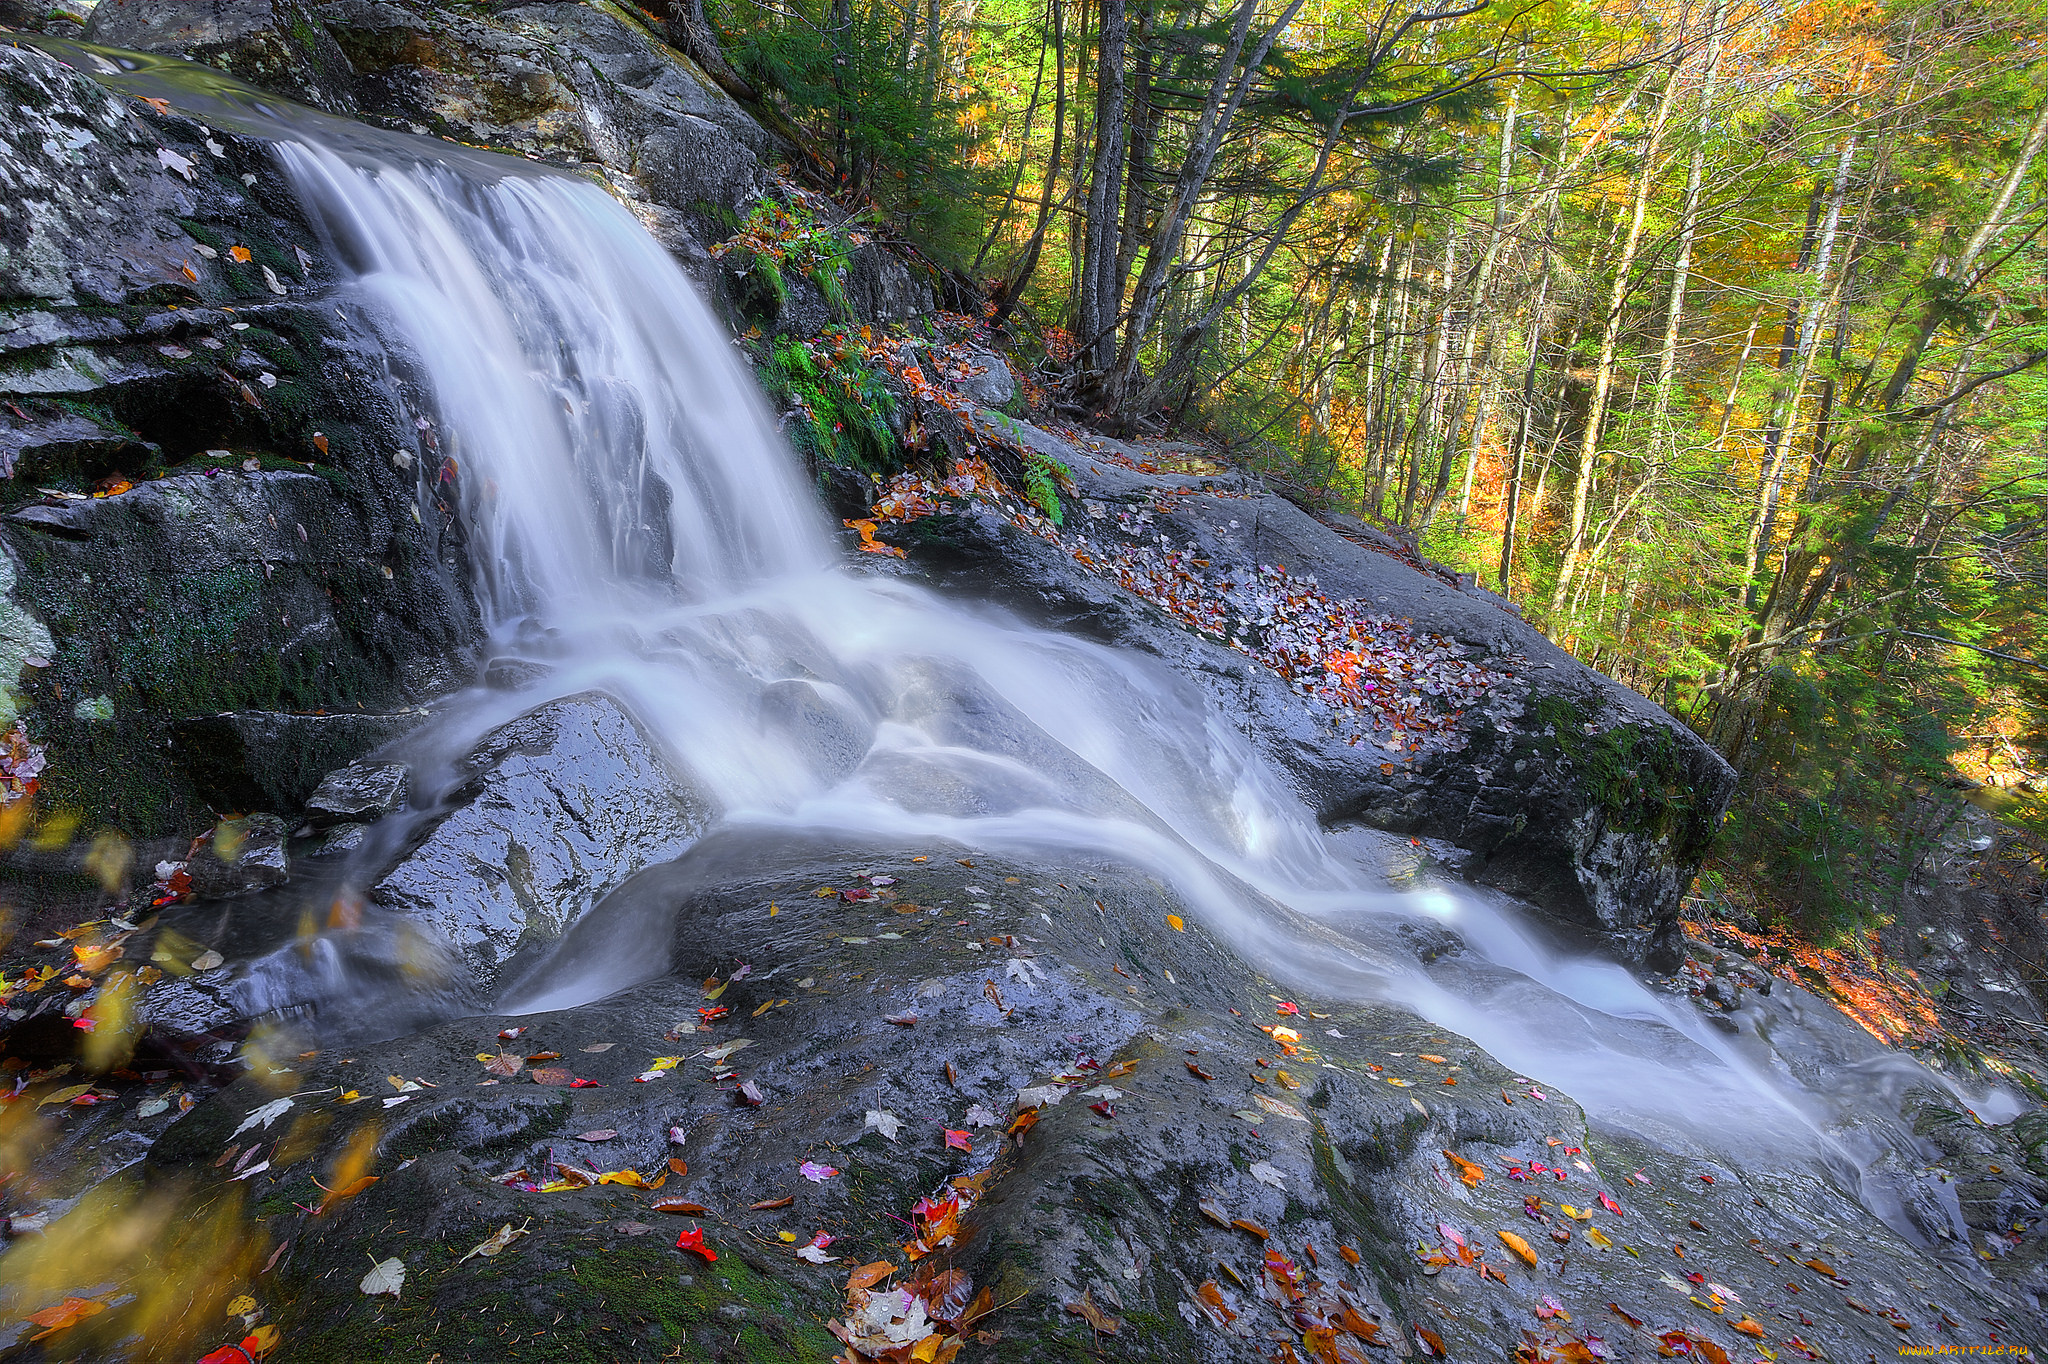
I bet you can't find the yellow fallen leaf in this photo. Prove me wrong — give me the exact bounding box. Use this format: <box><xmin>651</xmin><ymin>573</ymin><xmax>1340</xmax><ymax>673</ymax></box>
<box><xmin>778</xmin><ymin>1231</ymin><xmax>797</xmax><ymax>1242</ymax></box>
<box><xmin>1587</xmin><ymin>1226</ymin><xmax>1613</xmax><ymax>1248</ymax></box>
<box><xmin>1165</xmin><ymin>915</ymin><xmax>1185</xmax><ymax>931</ymax></box>
<box><xmin>650</xmin><ymin>1056</ymin><xmax>682</xmax><ymax>1070</ymax></box>
<box><xmin>245</xmin><ymin>1325</ymin><xmax>281</xmax><ymax>1354</ymax></box>
<box><xmin>596</xmin><ymin>1170</ymin><xmax>647</xmax><ymax>1187</ymax></box>
<box><xmin>1497</xmin><ymin>1229</ymin><xmax>1537</xmax><ymax>1268</ymax></box>
<box><xmin>1560</xmin><ymin>1204</ymin><xmax>1593</xmax><ymax>1221</ymax></box>
<box><xmin>226</xmin><ymin>1295</ymin><xmax>257</xmax><ymax>1317</ymax></box>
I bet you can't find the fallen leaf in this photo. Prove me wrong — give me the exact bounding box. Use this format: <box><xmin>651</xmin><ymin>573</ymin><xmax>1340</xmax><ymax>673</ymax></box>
<box><xmin>847</xmin><ymin>1261</ymin><xmax>896</xmax><ymax>1293</ymax></box>
<box><xmin>230</xmin><ymin>245</ymin><xmax>252</xmax><ymax>263</ymax></box>
<box><xmin>1498</xmin><ymin>1230</ymin><xmax>1538</xmax><ymax>1267</ymax></box>
<box><xmin>1231</xmin><ymin>1218</ymin><xmax>1270</xmax><ymax>1240</ymax></box>
<box><xmin>1247</xmin><ymin>1162</ymin><xmax>1285</xmax><ymax>1189</ymax></box>
<box><xmin>884</xmin><ymin>1012</ymin><xmax>918</xmax><ymax>1026</ymax></box>
<box><xmin>1195</xmin><ymin>1280</ymin><xmax>1237</xmax><ymax>1325</ymax></box>
<box><xmin>1065</xmin><ymin>1288</ymin><xmax>1122</xmax><ymax>1334</ymax></box>
<box><xmin>865</xmin><ymin>1110</ymin><xmax>903</xmax><ymax>1141</ymax></box>
<box><xmin>753</xmin><ymin>1195</ymin><xmax>796</xmax><ymax>1210</ymax></box>
<box><xmin>25</xmin><ymin>1296</ymin><xmax>105</xmax><ymax>1340</ymax></box>
<box><xmin>229</xmin><ymin>1097</ymin><xmax>295</xmax><ymax>1139</ymax></box>
<box><xmin>1442</xmin><ymin>1150</ymin><xmax>1485</xmax><ymax>1187</ymax></box>
<box><xmin>580</xmin><ymin>1043</ymin><xmax>614</xmax><ymax>1053</ymax></box>
<box><xmin>1338</xmin><ymin>1244</ymin><xmax>1361</xmax><ymax>1266</ymax></box>
<box><xmin>577</xmin><ymin>1130</ymin><xmax>618</xmax><ymax>1142</ymax></box>
<box><xmin>360</xmin><ymin>1256</ymin><xmax>405</xmax><ymax>1297</ymax></box>
<box><xmin>1165</xmin><ymin>915</ymin><xmax>1185</xmax><ymax>931</ymax></box>
<box><xmin>1186</xmin><ymin>1061</ymin><xmax>1213</xmax><ymax>1081</ymax></box>
<box><xmin>318</xmin><ymin>1175</ymin><xmax>378</xmax><ymax>1211</ymax></box>
<box><xmin>675</xmin><ymin>1226</ymin><xmax>717</xmax><ymax>1261</ymax></box>
<box><xmin>944</xmin><ymin>1130</ymin><xmax>971</xmax><ymax>1151</ymax></box>
<box><xmin>801</xmin><ymin>1161</ymin><xmax>838</xmax><ymax>1182</ymax></box>
<box><xmin>457</xmin><ymin>1221</ymin><xmax>530</xmax><ymax>1264</ymax></box>
<box><xmin>1733</xmin><ymin>1317</ymin><xmax>1766</xmax><ymax>1337</ymax></box>
<box><xmin>653</xmin><ymin>1198</ymin><xmax>709</xmax><ymax>1215</ymax></box>
<box><xmin>1253</xmin><ymin>1092</ymin><xmax>1307</xmax><ymax>1122</ymax></box>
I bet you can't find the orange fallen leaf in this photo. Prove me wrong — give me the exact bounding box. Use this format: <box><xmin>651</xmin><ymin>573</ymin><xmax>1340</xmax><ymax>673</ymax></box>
<box><xmin>846</xmin><ymin>1261</ymin><xmax>896</xmax><ymax>1294</ymax></box>
<box><xmin>1498</xmin><ymin>1229</ymin><xmax>1538</xmax><ymax>1267</ymax></box>
<box><xmin>1230</xmin><ymin>1218</ymin><xmax>1270</xmax><ymax>1240</ymax></box>
<box><xmin>317</xmin><ymin>1175</ymin><xmax>378</xmax><ymax>1211</ymax></box>
<box><xmin>1733</xmin><ymin>1318</ymin><xmax>1766</xmax><ymax>1337</ymax></box>
<box><xmin>652</xmin><ymin>1198</ymin><xmax>708</xmax><ymax>1215</ymax></box>
<box><xmin>25</xmin><ymin>1296</ymin><xmax>105</xmax><ymax>1340</ymax></box>
<box><xmin>1165</xmin><ymin>915</ymin><xmax>1184</xmax><ymax>931</ymax></box>
<box><xmin>230</xmin><ymin>245</ymin><xmax>252</xmax><ymax>263</ymax></box>
<box><xmin>1442</xmin><ymin>1150</ymin><xmax>1485</xmax><ymax>1187</ymax></box>
<box><xmin>1338</xmin><ymin>1244</ymin><xmax>1361</xmax><ymax>1266</ymax></box>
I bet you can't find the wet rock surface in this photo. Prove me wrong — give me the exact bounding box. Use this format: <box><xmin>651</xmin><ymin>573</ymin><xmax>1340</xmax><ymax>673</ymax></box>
<box><xmin>2</xmin><ymin>851</ymin><xmax>2032</xmax><ymax>1361</ymax></box>
<box><xmin>369</xmin><ymin>692</ymin><xmax>711</xmax><ymax>989</ymax></box>
<box><xmin>883</xmin><ymin>416</ymin><xmax>1735</xmax><ymax>966</ymax></box>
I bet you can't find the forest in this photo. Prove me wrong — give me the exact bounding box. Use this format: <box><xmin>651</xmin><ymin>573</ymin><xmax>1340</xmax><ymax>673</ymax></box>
<box><xmin>689</xmin><ymin>0</ymin><xmax>2048</xmax><ymax>937</ymax></box>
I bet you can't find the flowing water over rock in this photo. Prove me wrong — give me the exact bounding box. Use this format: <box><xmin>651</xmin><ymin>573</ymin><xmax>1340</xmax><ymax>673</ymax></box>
<box><xmin>1</xmin><ymin>34</ymin><xmax>2040</xmax><ymax>1359</ymax></box>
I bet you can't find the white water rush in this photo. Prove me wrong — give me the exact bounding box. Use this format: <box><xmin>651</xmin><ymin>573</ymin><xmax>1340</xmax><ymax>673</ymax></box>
<box><xmin>276</xmin><ymin>134</ymin><xmax>2013</xmax><ymax>1251</ymax></box>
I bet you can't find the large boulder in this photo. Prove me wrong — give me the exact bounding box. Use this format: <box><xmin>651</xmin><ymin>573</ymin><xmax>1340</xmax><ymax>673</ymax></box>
<box><xmin>884</xmin><ymin>414</ymin><xmax>1735</xmax><ymax>965</ymax></box>
<box><xmin>83</xmin><ymin>0</ymin><xmax>360</xmax><ymax>112</ymax></box>
<box><xmin>7</xmin><ymin>846</ymin><xmax>2026</xmax><ymax>1363</ymax></box>
<box><xmin>369</xmin><ymin>692</ymin><xmax>711</xmax><ymax>988</ymax></box>
<box><xmin>0</xmin><ymin>41</ymin><xmax>480</xmax><ymax>841</ymax></box>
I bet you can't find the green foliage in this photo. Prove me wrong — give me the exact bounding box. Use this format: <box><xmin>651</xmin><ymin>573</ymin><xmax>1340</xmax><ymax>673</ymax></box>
<box><xmin>1021</xmin><ymin>449</ymin><xmax>1069</xmax><ymax>524</ymax></box>
<box><xmin>708</xmin><ymin>0</ymin><xmax>987</xmax><ymax>256</ymax></box>
<box><xmin>757</xmin><ymin>330</ymin><xmax>898</xmax><ymax>473</ymax></box>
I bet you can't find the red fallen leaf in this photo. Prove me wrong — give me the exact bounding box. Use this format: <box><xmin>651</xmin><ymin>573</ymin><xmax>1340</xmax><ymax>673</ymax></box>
<box><xmin>567</xmin><ymin>1078</ymin><xmax>603</xmax><ymax>1089</ymax></box>
<box><xmin>498</xmin><ymin>1027</ymin><xmax>524</xmax><ymax>1040</ymax></box>
<box><xmin>1608</xmin><ymin>1303</ymin><xmax>1644</xmax><ymax>1329</ymax></box>
<box><xmin>1598</xmin><ymin>1192</ymin><xmax>1624</xmax><ymax>1217</ymax></box>
<box><xmin>1698</xmin><ymin>1174</ymin><xmax>1715</xmax><ymax>1184</ymax></box>
<box><xmin>884</xmin><ymin>1012</ymin><xmax>918</xmax><ymax>1026</ymax></box>
<box><xmin>737</xmin><ymin>1080</ymin><xmax>764</xmax><ymax>1106</ymax></box>
<box><xmin>1186</xmin><ymin>1061</ymin><xmax>1213</xmax><ymax>1081</ymax></box>
<box><xmin>698</xmin><ymin>1006</ymin><xmax>730</xmax><ymax>1022</ymax></box>
<box><xmin>751</xmin><ymin>1195</ymin><xmax>795</xmax><ymax>1210</ymax></box>
<box><xmin>652</xmin><ymin>1198</ymin><xmax>708</xmax><ymax>1214</ymax></box>
<box><xmin>1436</xmin><ymin>1223</ymin><xmax>1467</xmax><ymax>1250</ymax></box>
<box><xmin>944</xmin><ymin>1130</ymin><xmax>972</xmax><ymax>1151</ymax></box>
<box><xmin>1089</xmin><ymin>1101</ymin><xmax>1114</xmax><ymax>1118</ymax></box>
<box><xmin>1275</xmin><ymin>1002</ymin><xmax>1300</xmax><ymax>1016</ymax></box>
<box><xmin>1684</xmin><ymin>1271</ymin><xmax>1704</xmax><ymax>1285</ymax></box>
<box><xmin>675</xmin><ymin>1226</ymin><xmax>717</xmax><ymax>1261</ymax></box>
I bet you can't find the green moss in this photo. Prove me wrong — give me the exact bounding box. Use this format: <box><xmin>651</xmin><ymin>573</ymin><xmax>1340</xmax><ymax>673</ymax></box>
<box><xmin>1527</xmin><ymin>694</ymin><xmax>1699</xmax><ymax>839</ymax></box>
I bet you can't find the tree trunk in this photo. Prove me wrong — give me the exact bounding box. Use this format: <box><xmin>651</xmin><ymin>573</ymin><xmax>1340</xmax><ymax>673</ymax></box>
<box><xmin>1547</xmin><ymin>60</ymin><xmax>1683</xmax><ymax>616</ymax></box>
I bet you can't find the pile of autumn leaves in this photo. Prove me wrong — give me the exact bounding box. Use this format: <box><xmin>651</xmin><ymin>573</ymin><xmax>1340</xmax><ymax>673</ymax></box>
<box><xmin>853</xmin><ymin>458</ymin><xmax>1510</xmax><ymax>751</ymax></box>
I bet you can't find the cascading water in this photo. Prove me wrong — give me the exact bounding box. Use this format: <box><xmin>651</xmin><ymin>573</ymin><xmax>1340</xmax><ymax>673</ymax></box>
<box><xmin>232</xmin><ymin>125</ymin><xmax>2016</xmax><ymax>1253</ymax></box>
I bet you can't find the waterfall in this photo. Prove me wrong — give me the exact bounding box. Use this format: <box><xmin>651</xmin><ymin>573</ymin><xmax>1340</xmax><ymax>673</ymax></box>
<box><xmin>271</xmin><ymin>135</ymin><xmax>2011</xmax><ymax>1245</ymax></box>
